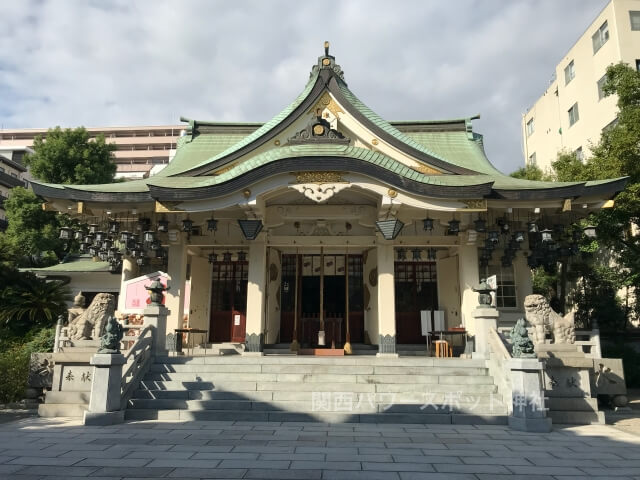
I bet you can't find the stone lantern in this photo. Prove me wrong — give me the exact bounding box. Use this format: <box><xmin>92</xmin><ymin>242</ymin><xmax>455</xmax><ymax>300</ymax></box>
<box><xmin>145</xmin><ymin>278</ymin><xmax>169</xmax><ymax>306</ymax></box>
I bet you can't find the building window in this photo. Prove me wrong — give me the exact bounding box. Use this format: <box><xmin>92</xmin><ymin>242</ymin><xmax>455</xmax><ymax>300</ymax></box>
<box><xmin>575</xmin><ymin>146</ymin><xmax>584</xmax><ymax>162</ymax></box>
<box><xmin>592</xmin><ymin>20</ymin><xmax>609</xmax><ymax>53</ymax></box>
<box><xmin>478</xmin><ymin>261</ymin><xmax>517</xmax><ymax>308</ymax></box>
<box><xmin>526</xmin><ymin>118</ymin><xmax>535</xmax><ymax>137</ymax></box>
<box><xmin>597</xmin><ymin>74</ymin><xmax>607</xmax><ymax>100</ymax></box>
<box><xmin>564</xmin><ymin>60</ymin><xmax>575</xmax><ymax>85</ymax></box>
<box><xmin>528</xmin><ymin>152</ymin><xmax>537</xmax><ymax>166</ymax></box>
<box><xmin>568</xmin><ymin>102</ymin><xmax>580</xmax><ymax>126</ymax></box>
<box><xmin>630</xmin><ymin>11</ymin><xmax>640</xmax><ymax>30</ymax></box>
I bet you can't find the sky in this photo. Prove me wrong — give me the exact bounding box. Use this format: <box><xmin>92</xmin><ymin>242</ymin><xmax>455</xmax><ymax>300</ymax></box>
<box><xmin>0</xmin><ymin>0</ymin><xmax>609</xmax><ymax>174</ymax></box>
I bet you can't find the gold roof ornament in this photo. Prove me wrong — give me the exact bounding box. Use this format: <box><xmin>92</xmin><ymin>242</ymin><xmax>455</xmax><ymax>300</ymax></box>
<box><xmin>324</xmin><ymin>41</ymin><xmax>330</xmax><ymax>56</ymax></box>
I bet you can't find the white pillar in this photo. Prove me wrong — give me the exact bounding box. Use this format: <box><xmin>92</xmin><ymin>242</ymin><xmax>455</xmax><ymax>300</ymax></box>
<box><xmin>188</xmin><ymin>256</ymin><xmax>212</xmax><ymax>331</ymax></box>
<box><xmin>117</xmin><ymin>257</ymin><xmax>137</xmax><ymax>313</ymax></box>
<box><xmin>245</xmin><ymin>241</ymin><xmax>267</xmax><ymax>354</ymax></box>
<box><xmin>458</xmin><ymin>244</ymin><xmax>480</xmax><ymax>335</ymax></box>
<box><xmin>165</xmin><ymin>240</ymin><xmax>188</xmax><ymax>333</ymax></box>
<box><xmin>143</xmin><ymin>305</ymin><xmax>169</xmax><ymax>356</ymax></box>
<box><xmin>376</xmin><ymin>243</ymin><xmax>397</xmax><ymax>356</ymax></box>
<box><xmin>363</xmin><ymin>248</ymin><xmax>379</xmax><ymax>344</ymax></box>
<box><xmin>472</xmin><ymin>307</ymin><xmax>499</xmax><ymax>359</ymax></box>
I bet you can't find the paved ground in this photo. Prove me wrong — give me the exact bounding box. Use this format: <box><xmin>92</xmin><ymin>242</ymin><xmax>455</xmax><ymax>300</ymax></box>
<box><xmin>0</xmin><ymin>418</ymin><xmax>640</xmax><ymax>479</ymax></box>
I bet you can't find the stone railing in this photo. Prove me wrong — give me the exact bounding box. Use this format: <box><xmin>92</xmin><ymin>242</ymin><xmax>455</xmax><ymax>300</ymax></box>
<box><xmin>487</xmin><ymin>327</ymin><xmax>513</xmax><ymax>410</ymax></box>
<box><xmin>575</xmin><ymin>328</ymin><xmax>602</xmax><ymax>358</ymax></box>
<box><xmin>120</xmin><ymin>325</ymin><xmax>154</xmax><ymax>410</ymax></box>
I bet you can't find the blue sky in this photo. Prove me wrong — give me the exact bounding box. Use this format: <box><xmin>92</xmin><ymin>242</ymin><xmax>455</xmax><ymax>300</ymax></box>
<box><xmin>0</xmin><ymin>0</ymin><xmax>608</xmax><ymax>173</ymax></box>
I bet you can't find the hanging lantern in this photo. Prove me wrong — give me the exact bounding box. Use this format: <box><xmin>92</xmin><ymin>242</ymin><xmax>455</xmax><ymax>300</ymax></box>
<box><xmin>143</xmin><ymin>231</ymin><xmax>156</xmax><ymax>243</ymax></box>
<box><xmin>484</xmin><ymin>238</ymin><xmax>495</xmax><ymax>250</ymax></box>
<box><xmin>137</xmin><ymin>218</ymin><xmax>151</xmax><ymax>231</ymax></box>
<box><xmin>95</xmin><ymin>231</ymin><xmax>106</xmax><ymax>242</ymax></box>
<box><xmin>88</xmin><ymin>245</ymin><xmax>98</xmax><ymax>257</ymax></box>
<box><xmin>540</xmin><ymin>228</ymin><xmax>553</xmax><ymax>242</ymax></box>
<box><xmin>88</xmin><ymin>224</ymin><xmax>98</xmax><ymax>234</ymax></box>
<box><xmin>514</xmin><ymin>231</ymin><xmax>525</xmax><ymax>243</ymax></box>
<box><xmin>150</xmin><ymin>240</ymin><xmax>160</xmax><ymax>251</ymax></box>
<box><xmin>130</xmin><ymin>248</ymin><xmax>140</xmax><ymax>258</ymax></box>
<box><xmin>474</xmin><ymin>218</ymin><xmax>487</xmax><ymax>232</ymax></box>
<box><xmin>108</xmin><ymin>220</ymin><xmax>120</xmax><ymax>234</ymax></box>
<box><xmin>182</xmin><ymin>218</ymin><xmax>194</xmax><ymax>233</ymax></box>
<box><xmin>488</xmin><ymin>230</ymin><xmax>500</xmax><ymax>243</ymax></box>
<box><xmin>411</xmin><ymin>248</ymin><xmax>421</xmax><ymax>261</ymax></box>
<box><xmin>427</xmin><ymin>248</ymin><xmax>437</xmax><ymax>261</ymax></box>
<box><xmin>207</xmin><ymin>218</ymin><xmax>218</xmax><ymax>232</ymax></box>
<box><xmin>79</xmin><ymin>242</ymin><xmax>88</xmax><ymax>253</ymax></box>
<box><xmin>98</xmin><ymin>250</ymin><xmax>108</xmax><ymax>261</ymax></box>
<box><xmin>447</xmin><ymin>219</ymin><xmax>460</xmax><ymax>235</ymax></box>
<box><xmin>102</xmin><ymin>239</ymin><xmax>113</xmax><ymax>250</ymax></box>
<box><xmin>498</xmin><ymin>218</ymin><xmax>510</xmax><ymax>233</ymax></box>
<box><xmin>223</xmin><ymin>251</ymin><xmax>232</xmax><ymax>262</ymax></box>
<box><xmin>136</xmin><ymin>256</ymin><xmax>147</xmax><ymax>267</ymax></box>
<box><xmin>570</xmin><ymin>243</ymin><xmax>580</xmax><ymax>256</ymax></box>
<box><xmin>74</xmin><ymin>229</ymin><xmax>84</xmax><ymax>241</ymax></box>
<box><xmin>155</xmin><ymin>247</ymin><xmax>165</xmax><ymax>259</ymax></box>
<box><xmin>126</xmin><ymin>238</ymin><xmax>137</xmax><ymax>250</ymax></box>
<box><xmin>208</xmin><ymin>252</ymin><xmax>218</xmax><ymax>263</ymax></box>
<box><xmin>120</xmin><ymin>231</ymin><xmax>132</xmax><ymax>243</ymax></box>
<box><xmin>583</xmin><ymin>225</ymin><xmax>597</xmax><ymax>238</ymax></box>
<box><xmin>423</xmin><ymin>217</ymin><xmax>434</xmax><ymax>232</ymax></box>
<box><xmin>107</xmin><ymin>247</ymin><xmax>118</xmax><ymax>259</ymax></box>
<box><xmin>237</xmin><ymin>251</ymin><xmax>247</xmax><ymax>262</ymax></box>
<box><xmin>396</xmin><ymin>248</ymin><xmax>407</xmax><ymax>261</ymax></box>
<box><xmin>58</xmin><ymin>226</ymin><xmax>73</xmax><ymax>240</ymax></box>
<box><xmin>527</xmin><ymin>221</ymin><xmax>539</xmax><ymax>233</ymax></box>
<box><xmin>238</xmin><ymin>219</ymin><xmax>264</xmax><ymax>240</ymax></box>
<box><xmin>157</xmin><ymin>219</ymin><xmax>169</xmax><ymax>233</ymax></box>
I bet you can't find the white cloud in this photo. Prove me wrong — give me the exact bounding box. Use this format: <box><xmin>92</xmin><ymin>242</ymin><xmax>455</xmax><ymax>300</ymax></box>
<box><xmin>0</xmin><ymin>0</ymin><xmax>608</xmax><ymax>173</ymax></box>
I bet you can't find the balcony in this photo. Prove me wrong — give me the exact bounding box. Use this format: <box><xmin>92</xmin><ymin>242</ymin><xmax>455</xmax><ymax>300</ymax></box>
<box><xmin>0</xmin><ymin>171</ymin><xmax>25</xmax><ymax>188</ymax></box>
<box><xmin>0</xmin><ymin>218</ymin><xmax>7</xmax><ymax>231</ymax></box>
<box><xmin>0</xmin><ymin>195</ymin><xmax>7</xmax><ymax>209</ymax></box>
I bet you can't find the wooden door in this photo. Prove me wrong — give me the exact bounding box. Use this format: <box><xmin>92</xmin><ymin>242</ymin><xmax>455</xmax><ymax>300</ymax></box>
<box><xmin>395</xmin><ymin>261</ymin><xmax>438</xmax><ymax>344</ymax></box>
<box><xmin>209</xmin><ymin>261</ymin><xmax>248</xmax><ymax>343</ymax></box>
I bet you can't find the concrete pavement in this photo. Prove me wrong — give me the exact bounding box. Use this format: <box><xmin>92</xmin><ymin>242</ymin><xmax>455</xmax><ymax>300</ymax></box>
<box><xmin>0</xmin><ymin>417</ymin><xmax>639</xmax><ymax>479</ymax></box>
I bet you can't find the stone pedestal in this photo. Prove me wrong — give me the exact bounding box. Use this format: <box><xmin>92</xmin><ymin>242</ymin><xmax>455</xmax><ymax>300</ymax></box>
<box><xmin>143</xmin><ymin>305</ymin><xmax>169</xmax><ymax>357</ymax></box>
<box><xmin>471</xmin><ymin>307</ymin><xmax>499</xmax><ymax>360</ymax></box>
<box><xmin>83</xmin><ymin>353</ymin><xmax>126</xmax><ymax>426</ymax></box>
<box><xmin>508</xmin><ymin>358</ymin><xmax>552</xmax><ymax>433</ymax></box>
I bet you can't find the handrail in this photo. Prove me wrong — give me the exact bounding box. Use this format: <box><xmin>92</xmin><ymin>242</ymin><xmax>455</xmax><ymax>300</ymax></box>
<box><xmin>120</xmin><ymin>325</ymin><xmax>154</xmax><ymax>409</ymax></box>
<box><xmin>488</xmin><ymin>327</ymin><xmax>512</xmax><ymax>360</ymax></box>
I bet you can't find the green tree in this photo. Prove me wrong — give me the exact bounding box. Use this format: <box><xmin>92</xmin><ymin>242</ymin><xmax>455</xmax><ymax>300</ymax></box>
<box><xmin>551</xmin><ymin>150</ymin><xmax>588</xmax><ymax>182</ymax></box>
<box><xmin>509</xmin><ymin>164</ymin><xmax>550</xmax><ymax>181</ymax></box>
<box><xmin>25</xmin><ymin>126</ymin><xmax>116</xmax><ymax>184</ymax></box>
<box><xmin>0</xmin><ymin>187</ymin><xmax>64</xmax><ymax>266</ymax></box>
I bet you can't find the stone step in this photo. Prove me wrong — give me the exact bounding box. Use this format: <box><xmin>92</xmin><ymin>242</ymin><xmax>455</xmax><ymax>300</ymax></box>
<box><xmin>548</xmin><ymin>410</ymin><xmax>605</xmax><ymax>425</ymax></box>
<box><xmin>137</xmin><ymin>379</ymin><xmax>498</xmax><ymax>394</ymax></box>
<box><xmin>38</xmin><ymin>403</ymin><xmax>87</xmax><ymax>418</ymax></box>
<box><xmin>153</xmin><ymin>356</ymin><xmax>487</xmax><ymax>368</ymax></box>
<box><xmin>124</xmin><ymin>408</ymin><xmax>508</xmax><ymax>425</ymax></box>
<box><xmin>547</xmin><ymin>397</ymin><xmax>599</xmax><ymax>412</ymax></box>
<box><xmin>132</xmin><ymin>389</ymin><xmax>501</xmax><ymax>403</ymax></box>
<box><xmin>44</xmin><ymin>391</ymin><xmax>91</xmax><ymax>404</ymax></box>
<box><xmin>148</xmin><ymin>363</ymin><xmax>488</xmax><ymax>376</ymax></box>
<box><xmin>127</xmin><ymin>398</ymin><xmax>507</xmax><ymax>415</ymax></box>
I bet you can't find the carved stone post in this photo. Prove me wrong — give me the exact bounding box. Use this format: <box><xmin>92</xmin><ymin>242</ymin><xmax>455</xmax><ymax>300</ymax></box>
<box><xmin>143</xmin><ymin>305</ymin><xmax>169</xmax><ymax>357</ymax></box>
<box><xmin>472</xmin><ymin>280</ymin><xmax>499</xmax><ymax>360</ymax></box>
<box><xmin>83</xmin><ymin>353</ymin><xmax>126</xmax><ymax>426</ymax></box>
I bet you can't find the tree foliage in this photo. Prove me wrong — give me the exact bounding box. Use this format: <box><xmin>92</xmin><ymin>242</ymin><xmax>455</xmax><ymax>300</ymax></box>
<box><xmin>509</xmin><ymin>164</ymin><xmax>550</xmax><ymax>181</ymax></box>
<box><xmin>25</xmin><ymin>126</ymin><xmax>116</xmax><ymax>185</ymax></box>
<box><xmin>0</xmin><ymin>187</ymin><xmax>64</xmax><ymax>267</ymax></box>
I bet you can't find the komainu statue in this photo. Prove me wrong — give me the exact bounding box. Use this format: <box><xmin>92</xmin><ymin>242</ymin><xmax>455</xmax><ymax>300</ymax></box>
<box><xmin>67</xmin><ymin>293</ymin><xmax>116</xmax><ymax>340</ymax></box>
<box><xmin>523</xmin><ymin>294</ymin><xmax>575</xmax><ymax>345</ymax></box>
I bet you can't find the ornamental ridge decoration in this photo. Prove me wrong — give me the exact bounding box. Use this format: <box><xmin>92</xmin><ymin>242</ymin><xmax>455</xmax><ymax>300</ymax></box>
<box><xmin>462</xmin><ymin>199</ymin><xmax>487</xmax><ymax>210</ymax></box>
<box><xmin>288</xmin><ymin>116</ymin><xmax>350</xmax><ymax>145</ymax></box>
<box><xmin>308</xmin><ymin>92</ymin><xmax>345</xmax><ymax>118</ymax></box>
<box><xmin>410</xmin><ymin>164</ymin><xmax>443</xmax><ymax>175</ymax></box>
<box><xmin>294</xmin><ymin>171</ymin><xmax>345</xmax><ymax>184</ymax></box>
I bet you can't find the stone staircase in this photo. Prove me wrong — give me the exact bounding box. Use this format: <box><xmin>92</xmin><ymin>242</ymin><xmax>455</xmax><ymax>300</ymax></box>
<box><xmin>125</xmin><ymin>356</ymin><xmax>508</xmax><ymax>424</ymax></box>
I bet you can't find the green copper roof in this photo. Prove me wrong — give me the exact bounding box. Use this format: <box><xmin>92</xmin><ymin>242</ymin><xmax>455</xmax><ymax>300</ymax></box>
<box><xmin>29</xmin><ymin>256</ymin><xmax>111</xmax><ymax>273</ymax></box>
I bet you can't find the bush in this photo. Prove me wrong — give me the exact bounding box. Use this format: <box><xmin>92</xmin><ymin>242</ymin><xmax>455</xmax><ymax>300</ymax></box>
<box><xmin>0</xmin><ymin>327</ymin><xmax>55</xmax><ymax>404</ymax></box>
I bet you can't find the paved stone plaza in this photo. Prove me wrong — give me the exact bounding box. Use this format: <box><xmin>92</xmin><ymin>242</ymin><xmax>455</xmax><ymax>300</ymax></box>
<box><xmin>0</xmin><ymin>417</ymin><xmax>639</xmax><ymax>479</ymax></box>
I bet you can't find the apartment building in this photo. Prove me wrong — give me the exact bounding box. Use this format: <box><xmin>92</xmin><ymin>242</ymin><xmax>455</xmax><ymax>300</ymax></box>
<box><xmin>522</xmin><ymin>0</ymin><xmax>640</xmax><ymax>172</ymax></box>
<box><xmin>0</xmin><ymin>125</ymin><xmax>183</xmax><ymax>179</ymax></box>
